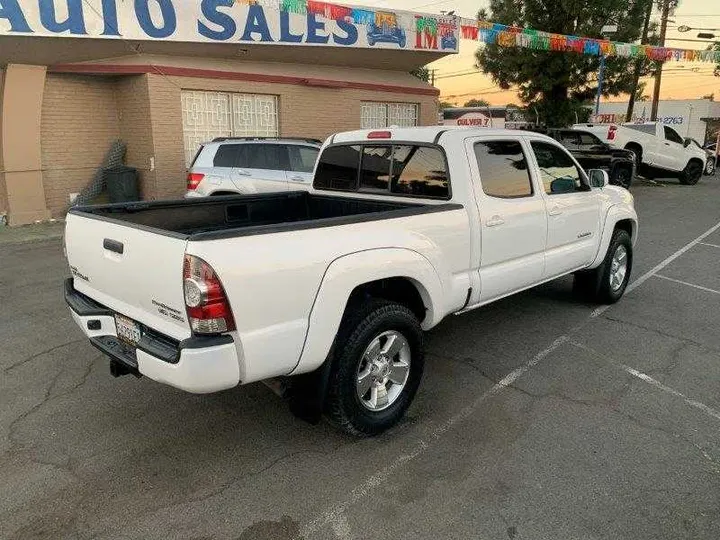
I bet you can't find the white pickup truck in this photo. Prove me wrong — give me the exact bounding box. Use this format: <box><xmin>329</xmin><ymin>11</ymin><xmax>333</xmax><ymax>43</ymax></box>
<box><xmin>573</xmin><ymin>122</ymin><xmax>708</xmax><ymax>185</ymax></box>
<box><xmin>64</xmin><ymin>127</ymin><xmax>638</xmax><ymax>436</ymax></box>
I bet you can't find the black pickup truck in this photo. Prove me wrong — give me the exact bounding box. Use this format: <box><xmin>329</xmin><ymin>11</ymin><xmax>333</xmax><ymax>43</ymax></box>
<box><xmin>546</xmin><ymin>128</ymin><xmax>636</xmax><ymax>189</ymax></box>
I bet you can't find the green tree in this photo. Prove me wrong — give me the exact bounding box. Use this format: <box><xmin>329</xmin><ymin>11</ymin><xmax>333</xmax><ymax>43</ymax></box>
<box><xmin>410</xmin><ymin>67</ymin><xmax>430</xmax><ymax>82</ymax></box>
<box><xmin>476</xmin><ymin>0</ymin><xmax>654</xmax><ymax>127</ymax></box>
<box><xmin>463</xmin><ymin>98</ymin><xmax>491</xmax><ymax>107</ymax></box>
<box><xmin>712</xmin><ymin>42</ymin><xmax>720</xmax><ymax>77</ymax></box>
<box><xmin>439</xmin><ymin>100</ymin><xmax>455</xmax><ymax>109</ymax></box>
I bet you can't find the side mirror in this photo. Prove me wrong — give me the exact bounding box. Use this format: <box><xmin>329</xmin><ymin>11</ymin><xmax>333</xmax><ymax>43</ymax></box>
<box><xmin>684</xmin><ymin>139</ymin><xmax>692</xmax><ymax>148</ymax></box>
<box><xmin>588</xmin><ymin>169</ymin><xmax>609</xmax><ymax>188</ymax></box>
<box><xmin>550</xmin><ymin>177</ymin><xmax>577</xmax><ymax>194</ymax></box>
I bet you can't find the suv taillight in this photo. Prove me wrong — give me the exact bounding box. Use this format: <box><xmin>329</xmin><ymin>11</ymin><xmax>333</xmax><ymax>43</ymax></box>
<box><xmin>607</xmin><ymin>125</ymin><xmax>617</xmax><ymax>141</ymax></box>
<box><xmin>187</xmin><ymin>173</ymin><xmax>205</xmax><ymax>190</ymax></box>
<box><xmin>183</xmin><ymin>254</ymin><xmax>236</xmax><ymax>334</ymax></box>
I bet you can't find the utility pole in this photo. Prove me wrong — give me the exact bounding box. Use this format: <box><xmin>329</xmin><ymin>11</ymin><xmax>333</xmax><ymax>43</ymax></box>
<box><xmin>626</xmin><ymin>0</ymin><xmax>654</xmax><ymax>121</ymax></box>
<box><xmin>650</xmin><ymin>0</ymin><xmax>672</xmax><ymax>121</ymax></box>
<box><xmin>430</xmin><ymin>69</ymin><xmax>436</xmax><ymax>86</ymax></box>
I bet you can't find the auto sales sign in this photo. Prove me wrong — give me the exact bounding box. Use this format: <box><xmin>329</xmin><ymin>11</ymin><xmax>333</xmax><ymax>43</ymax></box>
<box><xmin>0</xmin><ymin>0</ymin><xmax>460</xmax><ymax>52</ymax></box>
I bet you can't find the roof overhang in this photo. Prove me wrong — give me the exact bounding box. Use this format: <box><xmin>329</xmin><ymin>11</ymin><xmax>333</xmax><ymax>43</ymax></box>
<box><xmin>0</xmin><ymin>36</ymin><xmax>449</xmax><ymax>71</ymax></box>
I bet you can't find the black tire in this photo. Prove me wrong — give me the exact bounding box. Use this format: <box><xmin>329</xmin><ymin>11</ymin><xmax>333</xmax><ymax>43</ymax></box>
<box><xmin>704</xmin><ymin>157</ymin><xmax>715</xmax><ymax>176</ymax></box>
<box><xmin>611</xmin><ymin>165</ymin><xmax>633</xmax><ymax>189</ymax></box>
<box><xmin>625</xmin><ymin>144</ymin><xmax>642</xmax><ymax>170</ymax></box>
<box><xmin>679</xmin><ymin>160</ymin><xmax>703</xmax><ymax>185</ymax></box>
<box><xmin>325</xmin><ymin>299</ymin><xmax>424</xmax><ymax>437</ymax></box>
<box><xmin>574</xmin><ymin>229</ymin><xmax>633</xmax><ymax>304</ymax></box>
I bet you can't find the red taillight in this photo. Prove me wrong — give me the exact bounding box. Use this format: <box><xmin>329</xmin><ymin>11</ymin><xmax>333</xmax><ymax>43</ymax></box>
<box><xmin>183</xmin><ymin>254</ymin><xmax>235</xmax><ymax>334</ymax></box>
<box><xmin>367</xmin><ymin>130</ymin><xmax>392</xmax><ymax>139</ymax></box>
<box><xmin>607</xmin><ymin>125</ymin><xmax>617</xmax><ymax>141</ymax></box>
<box><xmin>187</xmin><ymin>173</ymin><xmax>205</xmax><ymax>190</ymax></box>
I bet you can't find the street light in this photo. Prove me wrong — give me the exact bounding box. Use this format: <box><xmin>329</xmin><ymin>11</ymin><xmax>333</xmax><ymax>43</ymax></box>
<box><xmin>595</xmin><ymin>26</ymin><xmax>617</xmax><ymax>115</ymax></box>
<box><xmin>697</xmin><ymin>32</ymin><xmax>716</xmax><ymax>40</ymax></box>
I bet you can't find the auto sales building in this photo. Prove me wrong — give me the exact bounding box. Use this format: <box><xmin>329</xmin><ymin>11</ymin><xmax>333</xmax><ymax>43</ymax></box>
<box><xmin>0</xmin><ymin>1</ymin><xmax>457</xmax><ymax>225</ymax></box>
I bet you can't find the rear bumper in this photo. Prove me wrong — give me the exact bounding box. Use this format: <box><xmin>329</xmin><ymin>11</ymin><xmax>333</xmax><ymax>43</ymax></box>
<box><xmin>65</xmin><ymin>279</ymin><xmax>240</xmax><ymax>393</ymax></box>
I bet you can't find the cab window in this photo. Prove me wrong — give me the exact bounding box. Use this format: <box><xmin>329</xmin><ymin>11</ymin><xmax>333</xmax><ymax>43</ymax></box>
<box><xmin>664</xmin><ymin>126</ymin><xmax>684</xmax><ymax>145</ymax></box>
<box><xmin>474</xmin><ymin>140</ymin><xmax>533</xmax><ymax>198</ymax></box>
<box><xmin>530</xmin><ymin>141</ymin><xmax>590</xmax><ymax>195</ymax></box>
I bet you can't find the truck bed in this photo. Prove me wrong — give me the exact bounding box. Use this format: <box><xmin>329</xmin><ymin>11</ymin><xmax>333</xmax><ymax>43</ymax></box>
<box><xmin>70</xmin><ymin>192</ymin><xmax>459</xmax><ymax>240</ymax></box>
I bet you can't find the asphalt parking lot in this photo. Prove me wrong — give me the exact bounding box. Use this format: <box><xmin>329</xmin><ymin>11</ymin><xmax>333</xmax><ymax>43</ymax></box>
<box><xmin>2</xmin><ymin>174</ymin><xmax>720</xmax><ymax>540</ymax></box>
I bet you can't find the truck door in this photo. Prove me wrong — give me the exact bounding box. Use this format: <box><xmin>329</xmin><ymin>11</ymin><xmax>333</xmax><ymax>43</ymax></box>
<box><xmin>465</xmin><ymin>136</ymin><xmax>547</xmax><ymax>302</ymax></box>
<box><xmin>528</xmin><ymin>139</ymin><xmax>601</xmax><ymax>277</ymax></box>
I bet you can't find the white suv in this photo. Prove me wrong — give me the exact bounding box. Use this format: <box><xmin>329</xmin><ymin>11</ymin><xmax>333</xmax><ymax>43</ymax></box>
<box><xmin>185</xmin><ymin>137</ymin><xmax>322</xmax><ymax>197</ymax></box>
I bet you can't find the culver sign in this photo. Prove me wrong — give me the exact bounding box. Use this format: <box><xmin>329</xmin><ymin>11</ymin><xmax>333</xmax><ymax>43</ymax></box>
<box><xmin>443</xmin><ymin>112</ymin><xmax>505</xmax><ymax>128</ymax></box>
<box><xmin>0</xmin><ymin>0</ymin><xmax>460</xmax><ymax>52</ymax></box>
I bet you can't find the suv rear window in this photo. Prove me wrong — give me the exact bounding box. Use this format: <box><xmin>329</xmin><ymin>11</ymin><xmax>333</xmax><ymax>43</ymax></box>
<box><xmin>213</xmin><ymin>144</ymin><xmax>243</xmax><ymax>167</ymax></box>
<box><xmin>212</xmin><ymin>143</ymin><xmax>290</xmax><ymax>170</ymax></box>
<box><xmin>314</xmin><ymin>144</ymin><xmax>450</xmax><ymax>199</ymax></box>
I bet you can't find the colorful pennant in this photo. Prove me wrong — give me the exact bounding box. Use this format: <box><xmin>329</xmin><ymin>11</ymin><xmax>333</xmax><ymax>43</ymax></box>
<box><xmin>471</xmin><ymin>19</ymin><xmax>720</xmax><ymax>63</ymax></box>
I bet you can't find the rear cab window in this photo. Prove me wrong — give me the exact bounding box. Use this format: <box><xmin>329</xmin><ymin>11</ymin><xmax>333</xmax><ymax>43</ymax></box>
<box><xmin>474</xmin><ymin>140</ymin><xmax>533</xmax><ymax>198</ymax></box>
<box><xmin>314</xmin><ymin>144</ymin><xmax>450</xmax><ymax>199</ymax></box>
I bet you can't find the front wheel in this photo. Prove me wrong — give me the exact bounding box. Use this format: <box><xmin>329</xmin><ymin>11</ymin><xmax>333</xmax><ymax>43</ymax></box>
<box><xmin>325</xmin><ymin>299</ymin><xmax>424</xmax><ymax>437</ymax></box>
<box><xmin>705</xmin><ymin>158</ymin><xmax>715</xmax><ymax>176</ymax></box>
<box><xmin>574</xmin><ymin>229</ymin><xmax>633</xmax><ymax>304</ymax></box>
<box><xmin>679</xmin><ymin>160</ymin><xmax>703</xmax><ymax>185</ymax></box>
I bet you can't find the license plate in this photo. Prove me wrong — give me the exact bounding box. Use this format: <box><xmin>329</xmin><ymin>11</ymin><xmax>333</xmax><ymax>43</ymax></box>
<box><xmin>115</xmin><ymin>314</ymin><xmax>142</xmax><ymax>346</ymax></box>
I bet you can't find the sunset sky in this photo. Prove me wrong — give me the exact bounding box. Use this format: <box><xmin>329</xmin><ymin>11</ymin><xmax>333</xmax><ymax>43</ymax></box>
<box><xmin>380</xmin><ymin>0</ymin><xmax>720</xmax><ymax>105</ymax></box>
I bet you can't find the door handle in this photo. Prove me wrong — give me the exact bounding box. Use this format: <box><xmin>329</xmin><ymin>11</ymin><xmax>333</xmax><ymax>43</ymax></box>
<box><xmin>486</xmin><ymin>215</ymin><xmax>505</xmax><ymax>227</ymax></box>
<box><xmin>289</xmin><ymin>175</ymin><xmax>305</xmax><ymax>182</ymax></box>
<box><xmin>103</xmin><ymin>239</ymin><xmax>124</xmax><ymax>255</ymax></box>
<box><xmin>664</xmin><ymin>142</ymin><xmax>671</xmax><ymax>146</ymax></box>
<box><xmin>236</xmin><ymin>169</ymin><xmax>251</xmax><ymax>176</ymax></box>
<box><xmin>549</xmin><ymin>205</ymin><xmax>563</xmax><ymax>216</ymax></box>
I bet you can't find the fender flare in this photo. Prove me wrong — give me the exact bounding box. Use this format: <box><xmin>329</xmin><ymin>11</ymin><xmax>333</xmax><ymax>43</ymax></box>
<box><xmin>588</xmin><ymin>206</ymin><xmax>638</xmax><ymax>269</ymax></box>
<box><xmin>290</xmin><ymin>248</ymin><xmax>444</xmax><ymax>376</ymax></box>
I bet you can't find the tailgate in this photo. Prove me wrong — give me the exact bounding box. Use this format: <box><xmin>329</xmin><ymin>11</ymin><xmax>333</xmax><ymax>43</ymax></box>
<box><xmin>65</xmin><ymin>213</ymin><xmax>191</xmax><ymax>341</ymax></box>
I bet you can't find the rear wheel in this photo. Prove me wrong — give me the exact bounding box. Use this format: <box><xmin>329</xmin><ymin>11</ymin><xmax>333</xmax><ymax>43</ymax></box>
<box><xmin>574</xmin><ymin>229</ymin><xmax>632</xmax><ymax>304</ymax></box>
<box><xmin>325</xmin><ymin>299</ymin><xmax>424</xmax><ymax>437</ymax></box>
<box><xmin>679</xmin><ymin>160</ymin><xmax>703</xmax><ymax>185</ymax></box>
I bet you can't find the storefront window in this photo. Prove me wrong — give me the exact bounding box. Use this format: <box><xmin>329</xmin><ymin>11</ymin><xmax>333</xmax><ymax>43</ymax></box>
<box><xmin>181</xmin><ymin>90</ymin><xmax>278</xmax><ymax>166</ymax></box>
<box><xmin>361</xmin><ymin>102</ymin><xmax>418</xmax><ymax>129</ymax></box>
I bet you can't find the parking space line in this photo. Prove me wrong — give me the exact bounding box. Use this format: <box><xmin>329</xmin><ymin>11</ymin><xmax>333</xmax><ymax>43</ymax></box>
<box><xmin>300</xmin><ymin>219</ymin><xmax>720</xmax><ymax>538</ymax></box>
<box><xmin>699</xmin><ymin>242</ymin><xmax>720</xmax><ymax>249</ymax></box>
<box><xmin>654</xmin><ymin>274</ymin><xmax>720</xmax><ymax>296</ymax></box>
<box><xmin>591</xmin><ymin>219</ymin><xmax>720</xmax><ymax>318</ymax></box>
<box><xmin>299</xmin><ymin>336</ymin><xmax>570</xmax><ymax>538</ymax></box>
<box><xmin>571</xmin><ymin>341</ymin><xmax>720</xmax><ymax>423</ymax></box>
<box><xmin>621</xmin><ymin>365</ymin><xmax>720</xmax><ymax>422</ymax></box>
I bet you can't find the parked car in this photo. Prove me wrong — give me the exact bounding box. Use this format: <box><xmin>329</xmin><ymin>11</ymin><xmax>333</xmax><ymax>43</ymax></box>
<box><xmin>64</xmin><ymin>127</ymin><xmax>637</xmax><ymax>436</ymax></box>
<box><xmin>547</xmin><ymin>128</ymin><xmax>635</xmax><ymax>189</ymax></box>
<box><xmin>573</xmin><ymin>122</ymin><xmax>708</xmax><ymax>185</ymax></box>
<box><xmin>703</xmin><ymin>141</ymin><xmax>717</xmax><ymax>175</ymax></box>
<box><xmin>185</xmin><ymin>137</ymin><xmax>322</xmax><ymax>197</ymax></box>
